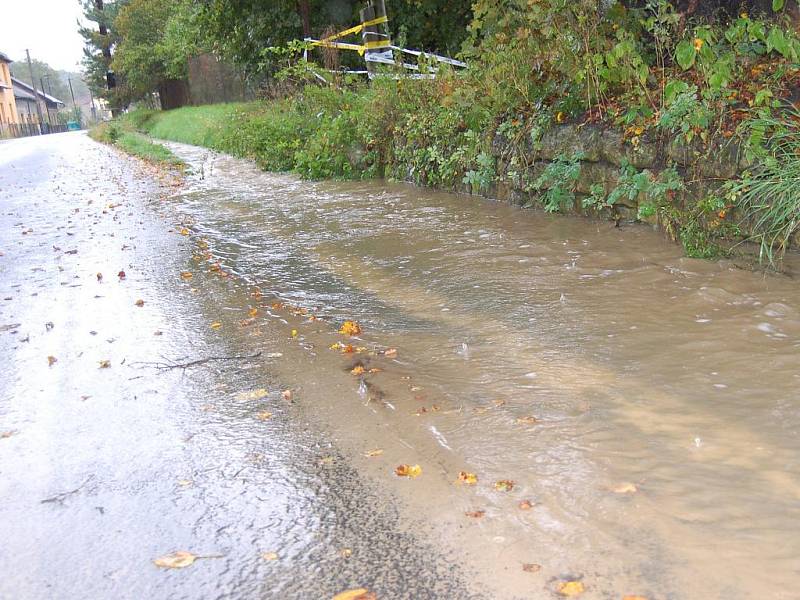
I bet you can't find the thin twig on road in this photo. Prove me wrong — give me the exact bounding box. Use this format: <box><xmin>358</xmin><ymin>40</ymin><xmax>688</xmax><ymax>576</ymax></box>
<box><xmin>40</xmin><ymin>475</ymin><xmax>95</xmax><ymax>505</ymax></box>
<box><xmin>131</xmin><ymin>351</ymin><xmax>262</xmax><ymax>371</ymax></box>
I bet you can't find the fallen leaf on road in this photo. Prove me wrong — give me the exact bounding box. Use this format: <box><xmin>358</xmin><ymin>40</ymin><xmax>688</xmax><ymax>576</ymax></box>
<box><xmin>319</xmin><ymin>456</ymin><xmax>334</xmax><ymax>465</ymax></box>
<box><xmin>339</xmin><ymin>321</ymin><xmax>362</xmax><ymax>336</ymax></box>
<box><xmin>395</xmin><ymin>464</ymin><xmax>422</xmax><ymax>478</ymax></box>
<box><xmin>522</xmin><ymin>563</ymin><xmax>541</xmax><ymax>573</ymax></box>
<box><xmin>515</xmin><ymin>416</ymin><xmax>538</xmax><ymax>425</ymax></box>
<box><xmin>210</xmin><ymin>322</ymin><xmax>222</xmax><ymax>329</ymax></box>
<box><xmin>153</xmin><ymin>551</ymin><xmax>196</xmax><ymax>569</ymax></box>
<box><xmin>340</xmin><ymin>547</ymin><xmax>353</xmax><ymax>558</ymax></box>
<box><xmin>332</xmin><ymin>589</ymin><xmax>376</xmax><ymax>600</ymax></box>
<box><xmin>118</xmin><ymin>271</ymin><xmax>126</xmax><ymax>279</ymax></box>
<box><xmin>291</xmin><ymin>329</ymin><xmax>298</xmax><ymax>338</ymax></box>
<box><xmin>494</xmin><ymin>480</ymin><xmax>514</xmax><ymax>492</ymax></box>
<box><xmin>180</xmin><ymin>271</ymin><xmax>193</xmax><ymax>280</ymax></box>
<box><xmin>282</xmin><ymin>389</ymin><xmax>292</xmax><ymax>401</ymax></box>
<box><xmin>237</xmin><ymin>389</ymin><xmax>269</xmax><ymax>401</ymax></box>
<box><xmin>383</xmin><ymin>348</ymin><xmax>398</xmax><ymax>358</ymax></box>
<box><xmin>98</xmin><ymin>360</ymin><xmax>111</xmax><ymax>369</ymax></box>
<box><xmin>465</xmin><ymin>510</ymin><xmax>485</xmax><ymax>518</ymax></box>
<box><xmin>261</xmin><ymin>552</ymin><xmax>278</xmax><ymax>561</ymax></box>
<box><xmin>179</xmin><ymin>228</ymin><xmax>190</xmax><ymax>236</ymax></box>
<box><xmin>364</xmin><ymin>449</ymin><xmax>383</xmax><ymax>457</ymax></box>
<box><xmin>351</xmin><ymin>365</ymin><xmax>365</xmax><ymax>376</ymax></box>
<box><xmin>135</xmin><ymin>299</ymin><xmax>144</xmax><ymax>307</ymax></box>
<box><xmin>622</xmin><ymin>596</ymin><xmax>649</xmax><ymax>600</ymax></box>
<box><xmin>255</xmin><ymin>411</ymin><xmax>273</xmax><ymax>421</ymax></box>
<box><xmin>613</xmin><ymin>482</ymin><xmax>638</xmax><ymax>494</ymax></box>
<box><xmin>457</xmin><ymin>471</ymin><xmax>478</xmax><ymax>485</ymax></box>
<box><xmin>96</xmin><ymin>272</ymin><xmax>103</xmax><ymax>281</ymax></box>
<box><xmin>557</xmin><ymin>581</ymin><xmax>585</xmax><ymax>596</ymax></box>
<box><xmin>177</xmin><ymin>479</ymin><xmax>193</xmax><ymax>487</ymax></box>
<box><xmin>248</xmin><ymin>307</ymin><xmax>258</xmax><ymax>317</ymax></box>
<box><xmin>1</xmin><ymin>430</ymin><xmax>18</xmax><ymax>439</ymax></box>
<box><xmin>518</xmin><ymin>499</ymin><xmax>535</xmax><ymax>510</ymax></box>
<box><xmin>47</xmin><ymin>356</ymin><xmax>57</xmax><ymax>366</ymax></box>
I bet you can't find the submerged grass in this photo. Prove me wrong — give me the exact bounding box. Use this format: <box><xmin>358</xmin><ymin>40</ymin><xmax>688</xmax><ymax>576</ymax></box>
<box><xmin>89</xmin><ymin>120</ymin><xmax>184</xmax><ymax>167</ymax></box>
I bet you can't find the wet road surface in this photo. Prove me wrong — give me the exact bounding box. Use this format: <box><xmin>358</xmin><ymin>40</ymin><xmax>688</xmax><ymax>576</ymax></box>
<box><xmin>0</xmin><ymin>133</ymin><xmax>476</xmax><ymax>600</ymax></box>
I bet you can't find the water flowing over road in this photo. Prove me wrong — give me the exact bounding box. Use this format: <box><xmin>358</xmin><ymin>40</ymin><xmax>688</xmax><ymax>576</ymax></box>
<box><xmin>2</xmin><ymin>132</ymin><xmax>799</xmax><ymax>599</ymax></box>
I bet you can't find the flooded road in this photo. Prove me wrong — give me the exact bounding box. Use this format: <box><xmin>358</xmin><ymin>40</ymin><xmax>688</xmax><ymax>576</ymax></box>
<box><xmin>162</xmin><ymin>140</ymin><xmax>800</xmax><ymax>600</ymax></box>
<box><xmin>1</xmin><ymin>132</ymin><xmax>798</xmax><ymax>599</ymax></box>
<box><xmin>0</xmin><ymin>133</ymin><xmax>474</xmax><ymax>600</ymax></box>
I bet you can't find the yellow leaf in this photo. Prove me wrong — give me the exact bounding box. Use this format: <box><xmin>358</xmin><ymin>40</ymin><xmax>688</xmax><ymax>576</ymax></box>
<box><xmin>364</xmin><ymin>449</ymin><xmax>383</xmax><ymax>457</ymax></box>
<box><xmin>557</xmin><ymin>581</ymin><xmax>585</xmax><ymax>596</ymax></box>
<box><xmin>261</xmin><ymin>552</ymin><xmax>278</xmax><ymax>561</ymax></box>
<box><xmin>494</xmin><ymin>480</ymin><xmax>515</xmax><ymax>492</ymax></box>
<box><xmin>237</xmin><ymin>389</ymin><xmax>269</xmax><ymax>401</ymax></box>
<box><xmin>255</xmin><ymin>411</ymin><xmax>273</xmax><ymax>421</ymax></box>
<box><xmin>177</xmin><ymin>479</ymin><xmax>193</xmax><ymax>487</ymax></box>
<box><xmin>339</xmin><ymin>320</ymin><xmax>362</xmax><ymax>336</ymax></box>
<box><xmin>515</xmin><ymin>416</ymin><xmax>538</xmax><ymax>425</ymax></box>
<box><xmin>248</xmin><ymin>307</ymin><xmax>258</xmax><ymax>317</ymax></box>
<box><xmin>395</xmin><ymin>464</ymin><xmax>422</xmax><ymax>478</ymax></box>
<box><xmin>457</xmin><ymin>471</ymin><xmax>478</xmax><ymax>485</ymax></box>
<box><xmin>290</xmin><ymin>329</ymin><xmax>298</xmax><ymax>338</ymax></box>
<box><xmin>179</xmin><ymin>228</ymin><xmax>190</xmax><ymax>236</ymax></box>
<box><xmin>319</xmin><ymin>456</ymin><xmax>334</xmax><ymax>465</ymax></box>
<box><xmin>180</xmin><ymin>271</ymin><xmax>193</xmax><ymax>280</ymax></box>
<box><xmin>332</xmin><ymin>589</ymin><xmax>375</xmax><ymax>600</ymax></box>
<box><xmin>383</xmin><ymin>348</ymin><xmax>398</xmax><ymax>358</ymax></box>
<box><xmin>153</xmin><ymin>551</ymin><xmax>196</xmax><ymax>569</ymax></box>
<box><xmin>612</xmin><ymin>482</ymin><xmax>638</xmax><ymax>494</ymax></box>
<box><xmin>47</xmin><ymin>356</ymin><xmax>57</xmax><ymax>366</ymax></box>
<box><xmin>210</xmin><ymin>322</ymin><xmax>222</xmax><ymax>329</ymax></box>
<box><xmin>98</xmin><ymin>360</ymin><xmax>111</xmax><ymax>369</ymax></box>
<box><xmin>351</xmin><ymin>365</ymin><xmax>366</xmax><ymax>376</ymax></box>
<box><xmin>340</xmin><ymin>547</ymin><xmax>353</xmax><ymax>558</ymax></box>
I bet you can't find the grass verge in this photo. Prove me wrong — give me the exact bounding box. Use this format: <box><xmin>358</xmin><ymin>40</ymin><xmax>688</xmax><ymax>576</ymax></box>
<box><xmin>89</xmin><ymin>121</ymin><xmax>184</xmax><ymax>168</ymax></box>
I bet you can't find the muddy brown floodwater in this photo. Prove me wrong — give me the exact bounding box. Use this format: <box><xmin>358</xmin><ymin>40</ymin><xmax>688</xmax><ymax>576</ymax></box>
<box><xmin>163</xmin><ymin>140</ymin><xmax>800</xmax><ymax>600</ymax></box>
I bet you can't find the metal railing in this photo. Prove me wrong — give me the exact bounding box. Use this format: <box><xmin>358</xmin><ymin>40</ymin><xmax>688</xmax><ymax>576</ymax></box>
<box><xmin>0</xmin><ymin>122</ymin><xmax>69</xmax><ymax>140</ymax></box>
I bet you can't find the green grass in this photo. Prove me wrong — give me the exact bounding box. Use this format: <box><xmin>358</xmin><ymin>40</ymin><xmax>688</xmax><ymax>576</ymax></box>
<box><xmin>89</xmin><ymin>120</ymin><xmax>183</xmax><ymax>167</ymax></box>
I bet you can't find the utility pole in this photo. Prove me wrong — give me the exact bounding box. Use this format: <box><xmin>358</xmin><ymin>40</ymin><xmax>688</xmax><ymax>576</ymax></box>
<box><xmin>40</xmin><ymin>77</ymin><xmax>52</xmax><ymax>125</ymax></box>
<box><xmin>87</xmin><ymin>84</ymin><xmax>97</xmax><ymax>122</ymax></box>
<box><xmin>68</xmin><ymin>78</ymin><xmax>77</xmax><ymax>108</ymax></box>
<box><xmin>25</xmin><ymin>49</ymin><xmax>45</xmax><ymax>133</ymax></box>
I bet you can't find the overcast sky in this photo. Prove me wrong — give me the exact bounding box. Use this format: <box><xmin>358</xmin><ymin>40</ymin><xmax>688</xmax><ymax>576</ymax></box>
<box><xmin>3</xmin><ymin>0</ymin><xmax>87</xmax><ymax>72</ymax></box>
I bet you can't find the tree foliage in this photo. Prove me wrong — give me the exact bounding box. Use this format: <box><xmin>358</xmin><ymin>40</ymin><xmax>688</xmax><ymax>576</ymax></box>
<box><xmin>112</xmin><ymin>0</ymin><xmax>201</xmax><ymax>100</ymax></box>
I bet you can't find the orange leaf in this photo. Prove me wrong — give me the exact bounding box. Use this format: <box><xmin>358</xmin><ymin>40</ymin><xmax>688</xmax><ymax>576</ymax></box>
<box><xmin>395</xmin><ymin>464</ymin><xmax>422</xmax><ymax>478</ymax></box>
<box><xmin>339</xmin><ymin>320</ymin><xmax>362</xmax><ymax>336</ymax></box>
<box><xmin>457</xmin><ymin>471</ymin><xmax>478</xmax><ymax>485</ymax></box>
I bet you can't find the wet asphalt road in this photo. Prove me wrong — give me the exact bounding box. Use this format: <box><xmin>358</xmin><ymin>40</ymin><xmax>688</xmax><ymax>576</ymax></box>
<box><xmin>0</xmin><ymin>133</ymin><xmax>476</xmax><ymax>600</ymax></box>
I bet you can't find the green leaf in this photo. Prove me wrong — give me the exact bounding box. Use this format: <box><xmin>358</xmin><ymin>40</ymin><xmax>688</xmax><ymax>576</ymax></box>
<box><xmin>772</xmin><ymin>0</ymin><xmax>785</xmax><ymax>11</ymax></box>
<box><xmin>675</xmin><ymin>40</ymin><xmax>697</xmax><ymax>70</ymax></box>
<box><xmin>766</xmin><ymin>27</ymin><xmax>790</xmax><ymax>57</ymax></box>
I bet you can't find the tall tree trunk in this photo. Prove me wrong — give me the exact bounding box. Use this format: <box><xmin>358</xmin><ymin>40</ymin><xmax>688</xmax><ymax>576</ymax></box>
<box><xmin>298</xmin><ymin>0</ymin><xmax>312</xmax><ymax>37</ymax></box>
